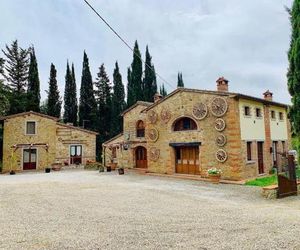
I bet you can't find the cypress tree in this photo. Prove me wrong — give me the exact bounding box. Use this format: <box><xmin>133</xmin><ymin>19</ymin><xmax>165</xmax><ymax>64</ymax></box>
<box><xmin>0</xmin><ymin>80</ymin><xmax>10</xmax><ymax>116</ymax></box>
<box><xmin>47</xmin><ymin>63</ymin><xmax>61</xmax><ymax>118</ymax></box>
<box><xmin>0</xmin><ymin>57</ymin><xmax>4</xmax><ymax>76</ymax></box>
<box><xmin>177</xmin><ymin>72</ymin><xmax>184</xmax><ymax>87</ymax></box>
<box><xmin>160</xmin><ymin>84</ymin><xmax>167</xmax><ymax>97</ymax></box>
<box><xmin>94</xmin><ymin>63</ymin><xmax>112</xmax><ymax>160</ymax></box>
<box><xmin>63</xmin><ymin>62</ymin><xmax>77</xmax><ymax>125</ymax></box>
<box><xmin>2</xmin><ymin>40</ymin><xmax>29</xmax><ymax>114</ymax></box>
<box><xmin>79</xmin><ymin>51</ymin><xmax>97</xmax><ymax>129</ymax></box>
<box><xmin>287</xmin><ymin>0</ymin><xmax>300</xmax><ymax>134</ymax></box>
<box><xmin>111</xmin><ymin>61</ymin><xmax>126</xmax><ymax>136</ymax></box>
<box><xmin>143</xmin><ymin>45</ymin><xmax>157</xmax><ymax>102</ymax></box>
<box><xmin>127</xmin><ymin>67</ymin><xmax>134</xmax><ymax>107</ymax></box>
<box><xmin>27</xmin><ymin>47</ymin><xmax>41</xmax><ymax>112</ymax></box>
<box><xmin>127</xmin><ymin>40</ymin><xmax>143</xmax><ymax>106</ymax></box>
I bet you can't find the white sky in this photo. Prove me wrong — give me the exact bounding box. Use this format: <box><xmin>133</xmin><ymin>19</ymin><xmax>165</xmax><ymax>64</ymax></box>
<box><xmin>0</xmin><ymin>0</ymin><xmax>293</xmax><ymax>104</ymax></box>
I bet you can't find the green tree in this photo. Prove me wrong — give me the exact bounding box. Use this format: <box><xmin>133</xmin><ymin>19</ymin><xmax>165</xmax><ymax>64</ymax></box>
<box><xmin>287</xmin><ymin>0</ymin><xmax>300</xmax><ymax>134</ymax></box>
<box><xmin>64</xmin><ymin>62</ymin><xmax>78</xmax><ymax>125</ymax></box>
<box><xmin>79</xmin><ymin>51</ymin><xmax>97</xmax><ymax>129</ymax></box>
<box><xmin>27</xmin><ymin>47</ymin><xmax>41</xmax><ymax>112</ymax></box>
<box><xmin>47</xmin><ymin>63</ymin><xmax>61</xmax><ymax>118</ymax></box>
<box><xmin>40</xmin><ymin>99</ymin><xmax>48</xmax><ymax>115</ymax></box>
<box><xmin>2</xmin><ymin>40</ymin><xmax>29</xmax><ymax>114</ymax></box>
<box><xmin>0</xmin><ymin>57</ymin><xmax>4</xmax><ymax>75</ymax></box>
<box><xmin>94</xmin><ymin>63</ymin><xmax>112</xmax><ymax>160</ymax></box>
<box><xmin>126</xmin><ymin>67</ymin><xmax>134</xmax><ymax>107</ymax></box>
<box><xmin>127</xmin><ymin>41</ymin><xmax>143</xmax><ymax>106</ymax></box>
<box><xmin>143</xmin><ymin>46</ymin><xmax>157</xmax><ymax>102</ymax></box>
<box><xmin>111</xmin><ymin>61</ymin><xmax>126</xmax><ymax>136</ymax></box>
<box><xmin>177</xmin><ymin>72</ymin><xmax>184</xmax><ymax>87</ymax></box>
<box><xmin>160</xmin><ymin>84</ymin><xmax>167</xmax><ymax>97</ymax></box>
<box><xmin>0</xmin><ymin>80</ymin><xmax>10</xmax><ymax>116</ymax></box>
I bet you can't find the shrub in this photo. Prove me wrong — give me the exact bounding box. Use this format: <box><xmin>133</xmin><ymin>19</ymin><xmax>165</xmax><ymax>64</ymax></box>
<box><xmin>84</xmin><ymin>161</ymin><xmax>103</xmax><ymax>170</ymax></box>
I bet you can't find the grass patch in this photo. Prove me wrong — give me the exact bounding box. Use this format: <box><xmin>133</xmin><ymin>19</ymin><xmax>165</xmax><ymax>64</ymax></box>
<box><xmin>245</xmin><ymin>168</ymin><xmax>300</xmax><ymax>187</ymax></box>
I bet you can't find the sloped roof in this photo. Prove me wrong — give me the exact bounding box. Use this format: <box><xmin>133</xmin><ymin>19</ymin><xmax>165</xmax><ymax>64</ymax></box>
<box><xmin>0</xmin><ymin>111</ymin><xmax>98</xmax><ymax>135</ymax></box>
<box><xmin>121</xmin><ymin>101</ymin><xmax>153</xmax><ymax>116</ymax></box>
<box><xmin>102</xmin><ymin>133</ymin><xmax>123</xmax><ymax>146</ymax></box>
<box><xmin>0</xmin><ymin>111</ymin><xmax>59</xmax><ymax>121</ymax></box>
<box><xmin>142</xmin><ymin>87</ymin><xmax>288</xmax><ymax>112</ymax></box>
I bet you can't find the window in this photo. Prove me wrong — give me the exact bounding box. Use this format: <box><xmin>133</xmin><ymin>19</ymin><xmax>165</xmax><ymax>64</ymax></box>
<box><xmin>279</xmin><ymin>112</ymin><xmax>284</xmax><ymax>121</ymax></box>
<box><xmin>173</xmin><ymin>117</ymin><xmax>197</xmax><ymax>131</ymax></box>
<box><xmin>255</xmin><ymin>108</ymin><xmax>262</xmax><ymax>118</ymax></box>
<box><xmin>244</xmin><ymin>106</ymin><xmax>251</xmax><ymax>116</ymax></box>
<box><xmin>271</xmin><ymin>110</ymin><xmax>276</xmax><ymax>119</ymax></box>
<box><xmin>247</xmin><ymin>142</ymin><xmax>252</xmax><ymax>161</ymax></box>
<box><xmin>26</xmin><ymin>121</ymin><xmax>36</xmax><ymax>135</ymax></box>
<box><xmin>136</xmin><ymin>120</ymin><xmax>145</xmax><ymax>138</ymax></box>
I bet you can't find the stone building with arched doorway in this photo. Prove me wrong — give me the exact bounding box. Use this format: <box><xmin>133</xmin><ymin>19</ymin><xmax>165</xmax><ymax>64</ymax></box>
<box><xmin>103</xmin><ymin>77</ymin><xmax>291</xmax><ymax>180</ymax></box>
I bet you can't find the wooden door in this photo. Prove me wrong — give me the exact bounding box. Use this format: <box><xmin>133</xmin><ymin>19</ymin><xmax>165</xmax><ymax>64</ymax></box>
<box><xmin>257</xmin><ymin>142</ymin><xmax>264</xmax><ymax>174</ymax></box>
<box><xmin>136</xmin><ymin>146</ymin><xmax>147</xmax><ymax>168</ymax></box>
<box><xmin>175</xmin><ymin>147</ymin><xmax>199</xmax><ymax>175</ymax></box>
<box><xmin>23</xmin><ymin>148</ymin><xmax>37</xmax><ymax>170</ymax></box>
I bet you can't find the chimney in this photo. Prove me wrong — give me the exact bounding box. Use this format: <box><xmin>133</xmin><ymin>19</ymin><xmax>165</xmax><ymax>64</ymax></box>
<box><xmin>154</xmin><ymin>93</ymin><xmax>163</xmax><ymax>103</ymax></box>
<box><xmin>216</xmin><ymin>77</ymin><xmax>229</xmax><ymax>92</ymax></box>
<box><xmin>263</xmin><ymin>90</ymin><xmax>273</xmax><ymax>101</ymax></box>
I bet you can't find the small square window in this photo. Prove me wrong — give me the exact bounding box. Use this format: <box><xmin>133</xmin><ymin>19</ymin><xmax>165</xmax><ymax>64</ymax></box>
<box><xmin>26</xmin><ymin>121</ymin><xmax>36</xmax><ymax>135</ymax></box>
<box><xmin>279</xmin><ymin>112</ymin><xmax>284</xmax><ymax>121</ymax></box>
<box><xmin>271</xmin><ymin>110</ymin><xmax>276</xmax><ymax>119</ymax></box>
<box><xmin>256</xmin><ymin>108</ymin><xmax>262</xmax><ymax>118</ymax></box>
<box><xmin>244</xmin><ymin>106</ymin><xmax>251</xmax><ymax>116</ymax></box>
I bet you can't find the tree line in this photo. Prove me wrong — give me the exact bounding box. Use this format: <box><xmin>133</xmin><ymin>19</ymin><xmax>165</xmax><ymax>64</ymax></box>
<box><xmin>0</xmin><ymin>39</ymin><xmax>185</xmax><ymax>159</ymax></box>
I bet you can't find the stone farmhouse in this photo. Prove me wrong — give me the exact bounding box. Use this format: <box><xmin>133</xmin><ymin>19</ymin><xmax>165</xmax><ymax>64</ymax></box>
<box><xmin>103</xmin><ymin>77</ymin><xmax>291</xmax><ymax>180</ymax></box>
<box><xmin>0</xmin><ymin>111</ymin><xmax>97</xmax><ymax>173</ymax></box>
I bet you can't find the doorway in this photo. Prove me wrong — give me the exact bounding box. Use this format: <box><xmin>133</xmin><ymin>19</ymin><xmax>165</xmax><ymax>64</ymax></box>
<box><xmin>257</xmin><ymin>142</ymin><xmax>264</xmax><ymax>174</ymax></box>
<box><xmin>175</xmin><ymin>146</ymin><xmax>200</xmax><ymax>175</ymax></box>
<box><xmin>70</xmin><ymin>145</ymin><xmax>82</xmax><ymax>164</ymax></box>
<box><xmin>23</xmin><ymin>148</ymin><xmax>37</xmax><ymax>170</ymax></box>
<box><xmin>135</xmin><ymin>146</ymin><xmax>147</xmax><ymax>168</ymax></box>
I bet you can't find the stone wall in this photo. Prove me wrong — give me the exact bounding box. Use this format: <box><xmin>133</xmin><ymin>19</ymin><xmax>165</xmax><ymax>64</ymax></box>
<box><xmin>2</xmin><ymin>113</ymin><xmax>96</xmax><ymax>172</ymax></box>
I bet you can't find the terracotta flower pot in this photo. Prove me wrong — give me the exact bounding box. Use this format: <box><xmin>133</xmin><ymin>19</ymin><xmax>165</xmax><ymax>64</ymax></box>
<box><xmin>118</xmin><ymin>168</ymin><xmax>124</xmax><ymax>175</ymax></box>
<box><xmin>106</xmin><ymin>166</ymin><xmax>111</xmax><ymax>172</ymax></box>
<box><xmin>209</xmin><ymin>174</ymin><xmax>221</xmax><ymax>184</ymax></box>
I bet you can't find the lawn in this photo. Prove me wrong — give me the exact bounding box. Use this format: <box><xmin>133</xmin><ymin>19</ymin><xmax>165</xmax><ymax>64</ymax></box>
<box><xmin>245</xmin><ymin>168</ymin><xmax>300</xmax><ymax>187</ymax></box>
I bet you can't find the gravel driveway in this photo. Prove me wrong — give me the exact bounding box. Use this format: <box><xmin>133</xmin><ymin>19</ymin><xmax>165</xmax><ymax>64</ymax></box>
<box><xmin>0</xmin><ymin>170</ymin><xmax>300</xmax><ymax>250</ymax></box>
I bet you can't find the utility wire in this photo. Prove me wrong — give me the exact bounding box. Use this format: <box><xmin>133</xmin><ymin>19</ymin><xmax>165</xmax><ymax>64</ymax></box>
<box><xmin>83</xmin><ymin>0</ymin><xmax>175</xmax><ymax>90</ymax></box>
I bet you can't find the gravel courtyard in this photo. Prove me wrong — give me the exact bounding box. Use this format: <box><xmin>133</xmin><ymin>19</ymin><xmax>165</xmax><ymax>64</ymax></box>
<box><xmin>1</xmin><ymin>170</ymin><xmax>300</xmax><ymax>250</ymax></box>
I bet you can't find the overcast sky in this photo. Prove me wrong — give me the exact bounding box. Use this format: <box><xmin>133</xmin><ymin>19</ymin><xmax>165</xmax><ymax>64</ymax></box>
<box><xmin>0</xmin><ymin>0</ymin><xmax>293</xmax><ymax>104</ymax></box>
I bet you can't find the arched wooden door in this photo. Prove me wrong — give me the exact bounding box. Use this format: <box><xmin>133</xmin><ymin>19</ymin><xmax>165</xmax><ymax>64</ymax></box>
<box><xmin>135</xmin><ymin>146</ymin><xmax>147</xmax><ymax>168</ymax></box>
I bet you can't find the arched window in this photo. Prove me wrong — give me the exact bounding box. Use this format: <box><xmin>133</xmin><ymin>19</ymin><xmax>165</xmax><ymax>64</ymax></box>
<box><xmin>136</xmin><ymin>120</ymin><xmax>145</xmax><ymax>138</ymax></box>
<box><xmin>173</xmin><ymin>117</ymin><xmax>197</xmax><ymax>131</ymax></box>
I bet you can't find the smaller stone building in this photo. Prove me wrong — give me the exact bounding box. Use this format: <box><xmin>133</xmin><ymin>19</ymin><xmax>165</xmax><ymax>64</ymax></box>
<box><xmin>103</xmin><ymin>78</ymin><xmax>292</xmax><ymax>181</ymax></box>
<box><xmin>0</xmin><ymin>111</ymin><xmax>97</xmax><ymax>172</ymax></box>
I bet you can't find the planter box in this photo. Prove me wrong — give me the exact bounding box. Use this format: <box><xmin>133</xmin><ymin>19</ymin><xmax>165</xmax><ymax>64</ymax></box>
<box><xmin>52</xmin><ymin>162</ymin><xmax>62</xmax><ymax>171</ymax></box>
<box><xmin>208</xmin><ymin>174</ymin><xmax>221</xmax><ymax>184</ymax></box>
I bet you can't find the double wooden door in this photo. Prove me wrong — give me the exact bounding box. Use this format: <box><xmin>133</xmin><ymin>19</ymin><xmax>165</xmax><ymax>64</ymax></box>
<box><xmin>175</xmin><ymin>146</ymin><xmax>200</xmax><ymax>175</ymax></box>
<box><xmin>136</xmin><ymin>146</ymin><xmax>147</xmax><ymax>168</ymax></box>
<box><xmin>23</xmin><ymin>148</ymin><xmax>37</xmax><ymax>170</ymax></box>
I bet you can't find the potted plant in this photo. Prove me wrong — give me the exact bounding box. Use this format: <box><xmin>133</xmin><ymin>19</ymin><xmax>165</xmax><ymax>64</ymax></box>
<box><xmin>52</xmin><ymin>160</ymin><xmax>62</xmax><ymax>171</ymax></box>
<box><xmin>99</xmin><ymin>164</ymin><xmax>104</xmax><ymax>172</ymax></box>
<box><xmin>207</xmin><ymin>168</ymin><xmax>222</xmax><ymax>184</ymax></box>
<box><xmin>118</xmin><ymin>167</ymin><xmax>124</xmax><ymax>175</ymax></box>
<box><xmin>9</xmin><ymin>170</ymin><xmax>16</xmax><ymax>175</ymax></box>
<box><xmin>45</xmin><ymin>167</ymin><xmax>51</xmax><ymax>173</ymax></box>
<box><xmin>106</xmin><ymin>166</ymin><xmax>111</xmax><ymax>172</ymax></box>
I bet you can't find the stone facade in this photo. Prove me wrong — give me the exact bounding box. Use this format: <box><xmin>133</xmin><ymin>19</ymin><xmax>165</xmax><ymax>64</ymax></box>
<box><xmin>103</xmin><ymin>84</ymin><xmax>291</xmax><ymax>181</ymax></box>
<box><xmin>1</xmin><ymin>111</ymin><xmax>97</xmax><ymax>172</ymax></box>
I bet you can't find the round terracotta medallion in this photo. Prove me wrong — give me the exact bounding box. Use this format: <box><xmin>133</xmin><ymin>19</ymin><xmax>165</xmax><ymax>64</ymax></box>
<box><xmin>211</xmin><ymin>97</ymin><xmax>228</xmax><ymax>117</ymax></box>
<box><xmin>147</xmin><ymin>110</ymin><xmax>158</xmax><ymax>124</ymax></box>
<box><xmin>160</xmin><ymin>109</ymin><xmax>171</xmax><ymax>123</ymax></box>
<box><xmin>216</xmin><ymin>134</ymin><xmax>226</xmax><ymax>147</ymax></box>
<box><xmin>149</xmin><ymin>147</ymin><xmax>160</xmax><ymax>161</ymax></box>
<box><xmin>215</xmin><ymin>118</ymin><xmax>226</xmax><ymax>132</ymax></box>
<box><xmin>192</xmin><ymin>102</ymin><xmax>208</xmax><ymax>120</ymax></box>
<box><xmin>147</xmin><ymin>128</ymin><xmax>159</xmax><ymax>142</ymax></box>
